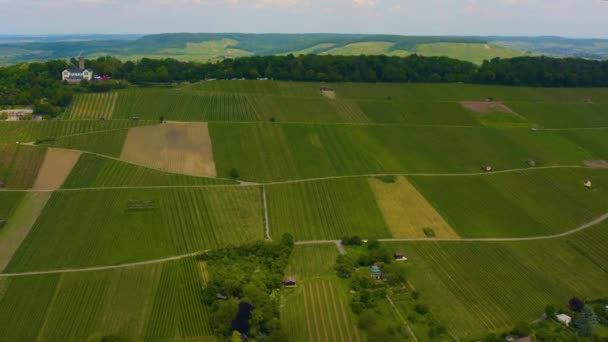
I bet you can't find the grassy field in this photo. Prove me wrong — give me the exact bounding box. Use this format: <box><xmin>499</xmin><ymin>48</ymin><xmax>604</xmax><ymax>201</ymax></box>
<box><xmin>0</xmin><ymin>258</ymin><xmax>214</xmax><ymax>341</ymax></box>
<box><xmin>0</xmin><ymin>145</ymin><xmax>47</xmax><ymax>189</ymax></box>
<box><xmin>62</xmin><ymin>153</ymin><xmax>234</xmax><ymax>189</ymax></box>
<box><xmin>386</xmin><ymin>224</ymin><xmax>608</xmax><ymax>338</ymax></box>
<box><xmin>210</xmin><ymin>123</ymin><xmax>595</xmax><ymax>182</ymax></box>
<box><xmin>267</xmin><ymin>178</ymin><xmax>391</xmax><ymax>241</ymax></box>
<box><xmin>0</xmin><ymin>120</ymin><xmax>152</xmax><ymax>144</ymax></box>
<box><xmin>321</xmin><ymin>41</ymin><xmax>409</xmax><ymax>56</ymax></box>
<box><xmin>0</xmin><ymin>192</ymin><xmax>25</xmax><ymax>220</ymax></box>
<box><xmin>5</xmin><ymin>187</ymin><xmax>264</xmax><ymax>271</ymax></box>
<box><xmin>408</xmin><ymin>168</ymin><xmax>608</xmax><ymax>238</ymax></box>
<box><xmin>415</xmin><ymin>43</ymin><xmax>528</xmax><ymax>64</ymax></box>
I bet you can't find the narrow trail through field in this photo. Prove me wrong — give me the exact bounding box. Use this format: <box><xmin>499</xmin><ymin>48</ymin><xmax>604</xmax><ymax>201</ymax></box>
<box><xmin>0</xmin><ymin>164</ymin><xmax>598</xmax><ymax>193</ymax></box>
<box><xmin>1</xmin><ymin>211</ymin><xmax>606</xmax><ymax>278</ymax></box>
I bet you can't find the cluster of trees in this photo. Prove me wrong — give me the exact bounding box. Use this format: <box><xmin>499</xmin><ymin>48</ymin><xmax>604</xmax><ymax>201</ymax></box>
<box><xmin>475</xmin><ymin>56</ymin><xmax>608</xmax><ymax>87</ymax></box>
<box><xmin>0</xmin><ymin>61</ymin><xmax>72</xmax><ymax>116</ymax></box>
<box><xmin>3</xmin><ymin>54</ymin><xmax>608</xmax><ymax>117</ymax></box>
<box><xmin>83</xmin><ymin>54</ymin><xmax>608</xmax><ymax>86</ymax></box>
<box><xmin>198</xmin><ymin>233</ymin><xmax>294</xmax><ymax>341</ymax></box>
<box><xmin>483</xmin><ymin>297</ymin><xmax>608</xmax><ymax>342</ymax></box>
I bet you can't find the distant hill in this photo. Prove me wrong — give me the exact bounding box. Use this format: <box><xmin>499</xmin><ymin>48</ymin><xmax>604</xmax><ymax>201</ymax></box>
<box><xmin>1</xmin><ymin>33</ymin><xmax>607</xmax><ymax>65</ymax></box>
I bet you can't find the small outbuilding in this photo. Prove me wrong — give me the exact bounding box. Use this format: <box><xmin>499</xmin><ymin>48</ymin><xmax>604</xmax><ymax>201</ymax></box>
<box><xmin>584</xmin><ymin>179</ymin><xmax>593</xmax><ymax>189</ymax></box>
<box><xmin>283</xmin><ymin>277</ymin><xmax>297</xmax><ymax>287</ymax></box>
<box><xmin>531</xmin><ymin>127</ymin><xmax>538</xmax><ymax>132</ymax></box>
<box><xmin>482</xmin><ymin>165</ymin><xmax>493</xmax><ymax>173</ymax></box>
<box><xmin>216</xmin><ymin>293</ymin><xmax>228</xmax><ymax>300</ymax></box>
<box><xmin>394</xmin><ymin>252</ymin><xmax>408</xmax><ymax>261</ymax></box>
<box><xmin>371</xmin><ymin>265</ymin><xmax>383</xmax><ymax>280</ymax></box>
<box><xmin>526</xmin><ymin>159</ymin><xmax>536</xmax><ymax>167</ymax></box>
<box><xmin>556</xmin><ymin>313</ymin><xmax>572</xmax><ymax>326</ymax></box>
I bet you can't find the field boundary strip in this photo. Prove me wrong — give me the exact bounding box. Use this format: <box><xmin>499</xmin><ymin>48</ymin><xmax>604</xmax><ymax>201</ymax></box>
<box><xmin>1</xmin><ymin>210</ymin><xmax>607</xmax><ymax>278</ymax></box>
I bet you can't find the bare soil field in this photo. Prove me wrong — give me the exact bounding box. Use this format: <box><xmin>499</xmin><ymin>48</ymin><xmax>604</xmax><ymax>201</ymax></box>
<box><xmin>32</xmin><ymin>148</ymin><xmax>81</xmax><ymax>190</ymax></box>
<box><xmin>368</xmin><ymin>176</ymin><xmax>459</xmax><ymax>239</ymax></box>
<box><xmin>0</xmin><ymin>192</ymin><xmax>51</xmax><ymax>272</ymax></box>
<box><xmin>120</xmin><ymin>122</ymin><xmax>217</xmax><ymax>177</ymax></box>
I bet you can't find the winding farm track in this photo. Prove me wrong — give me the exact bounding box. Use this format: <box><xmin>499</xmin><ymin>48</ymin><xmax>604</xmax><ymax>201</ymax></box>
<box><xmin>0</xmin><ymin>163</ymin><xmax>595</xmax><ymax>193</ymax></box>
<box><xmin>1</xmin><ymin>211</ymin><xmax>606</xmax><ymax>278</ymax></box>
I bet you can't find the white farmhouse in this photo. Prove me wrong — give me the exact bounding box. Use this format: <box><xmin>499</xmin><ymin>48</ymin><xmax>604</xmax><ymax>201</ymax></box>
<box><xmin>62</xmin><ymin>57</ymin><xmax>94</xmax><ymax>84</ymax></box>
<box><xmin>556</xmin><ymin>313</ymin><xmax>572</xmax><ymax>326</ymax></box>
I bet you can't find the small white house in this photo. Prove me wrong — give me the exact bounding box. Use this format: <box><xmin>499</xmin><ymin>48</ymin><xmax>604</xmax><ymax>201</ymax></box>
<box><xmin>556</xmin><ymin>313</ymin><xmax>572</xmax><ymax>326</ymax></box>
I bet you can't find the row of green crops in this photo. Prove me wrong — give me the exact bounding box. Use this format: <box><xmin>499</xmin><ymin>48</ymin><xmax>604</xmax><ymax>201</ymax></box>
<box><xmin>0</xmin><ymin>120</ymin><xmax>153</xmax><ymax>144</ymax></box>
<box><xmin>388</xmin><ymin>223</ymin><xmax>608</xmax><ymax>338</ymax></box>
<box><xmin>0</xmin><ymin>145</ymin><xmax>47</xmax><ymax>189</ymax></box>
<box><xmin>0</xmin><ymin>258</ymin><xmax>213</xmax><ymax>341</ymax></box>
<box><xmin>5</xmin><ymin>186</ymin><xmax>264</xmax><ymax>272</ymax></box>
<box><xmin>210</xmin><ymin>123</ymin><xmax>606</xmax><ymax>182</ymax></box>
<box><xmin>62</xmin><ymin>153</ymin><xmax>235</xmax><ymax>189</ymax></box>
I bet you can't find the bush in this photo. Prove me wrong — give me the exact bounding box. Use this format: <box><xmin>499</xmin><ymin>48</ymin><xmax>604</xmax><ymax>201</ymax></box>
<box><xmin>229</xmin><ymin>168</ymin><xmax>240</xmax><ymax>179</ymax></box>
<box><xmin>423</xmin><ymin>227</ymin><xmax>436</xmax><ymax>238</ymax></box>
<box><xmin>342</xmin><ymin>236</ymin><xmax>363</xmax><ymax>246</ymax></box>
<box><xmin>376</xmin><ymin>175</ymin><xmax>396</xmax><ymax>183</ymax></box>
<box><xmin>414</xmin><ymin>303</ymin><xmax>429</xmax><ymax>315</ymax></box>
<box><xmin>569</xmin><ymin>296</ymin><xmax>585</xmax><ymax>312</ymax></box>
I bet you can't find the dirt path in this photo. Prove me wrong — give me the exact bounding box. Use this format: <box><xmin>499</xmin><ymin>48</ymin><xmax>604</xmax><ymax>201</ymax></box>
<box><xmin>262</xmin><ymin>185</ymin><xmax>272</xmax><ymax>240</ymax></box>
<box><xmin>1</xmin><ymin>211</ymin><xmax>606</xmax><ymax>277</ymax></box>
<box><xmin>386</xmin><ymin>295</ymin><xmax>419</xmax><ymax>342</ymax></box>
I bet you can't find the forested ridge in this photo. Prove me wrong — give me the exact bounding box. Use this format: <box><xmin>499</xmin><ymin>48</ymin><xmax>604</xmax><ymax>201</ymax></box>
<box><xmin>2</xmin><ymin>54</ymin><xmax>608</xmax><ymax>115</ymax></box>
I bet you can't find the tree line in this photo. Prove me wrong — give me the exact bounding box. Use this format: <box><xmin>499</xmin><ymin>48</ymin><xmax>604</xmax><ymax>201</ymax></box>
<box><xmin>2</xmin><ymin>54</ymin><xmax>608</xmax><ymax>115</ymax></box>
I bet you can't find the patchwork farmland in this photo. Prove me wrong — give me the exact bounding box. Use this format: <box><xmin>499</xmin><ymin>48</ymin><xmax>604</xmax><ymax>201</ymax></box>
<box><xmin>1</xmin><ymin>81</ymin><xmax>608</xmax><ymax>341</ymax></box>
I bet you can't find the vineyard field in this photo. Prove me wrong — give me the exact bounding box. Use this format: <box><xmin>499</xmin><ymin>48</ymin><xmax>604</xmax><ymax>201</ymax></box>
<box><xmin>0</xmin><ymin>258</ymin><xmax>214</xmax><ymax>341</ymax></box>
<box><xmin>210</xmin><ymin>123</ymin><xmax>595</xmax><ymax>182</ymax></box>
<box><xmin>0</xmin><ymin>120</ymin><xmax>153</xmax><ymax>144</ymax></box>
<box><xmin>52</xmin><ymin>129</ymin><xmax>129</xmax><ymax>157</ymax></box>
<box><xmin>408</xmin><ymin>168</ymin><xmax>608</xmax><ymax>237</ymax></box>
<box><xmin>62</xmin><ymin>153</ymin><xmax>235</xmax><ymax>189</ymax></box>
<box><xmin>267</xmin><ymin>178</ymin><xmax>391</xmax><ymax>241</ymax></box>
<box><xmin>69</xmin><ymin>93</ymin><xmax>118</xmax><ymax>119</ymax></box>
<box><xmin>388</xmin><ymin>234</ymin><xmax>608</xmax><ymax>338</ymax></box>
<box><xmin>5</xmin><ymin>186</ymin><xmax>264</xmax><ymax>271</ymax></box>
<box><xmin>0</xmin><ymin>145</ymin><xmax>47</xmax><ymax>189</ymax></box>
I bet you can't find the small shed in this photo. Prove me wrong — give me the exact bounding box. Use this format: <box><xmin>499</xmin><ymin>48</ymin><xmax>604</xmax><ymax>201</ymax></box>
<box><xmin>394</xmin><ymin>252</ymin><xmax>408</xmax><ymax>261</ymax></box>
<box><xmin>531</xmin><ymin>127</ymin><xmax>538</xmax><ymax>132</ymax></box>
<box><xmin>283</xmin><ymin>277</ymin><xmax>297</xmax><ymax>287</ymax></box>
<box><xmin>370</xmin><ymin>265</ymin><xmax>383</xmax><ymax>280</ymax></box>
<box><xmin>556</xmin><ymin>313</ymin><xmax>572</xmax><ymax>326</ymax></box>
<box><xmin>584</xmin><ymin>179</ymin><xmax>593</xmax><ymax>189</ymax></box>
<box><xmin>526</xmin><ymin>159</ymin><xmax>536</xmax><ymax>167</ymax></box>
<box><xmin>216</xmin><ymin>293</ymin><xmax>228</xmax><ymax>300</ymax></box>
<box><xmin>482</xmin><ymin>165</ymin><xmax>493</xmax><ymax>173</ymax></box>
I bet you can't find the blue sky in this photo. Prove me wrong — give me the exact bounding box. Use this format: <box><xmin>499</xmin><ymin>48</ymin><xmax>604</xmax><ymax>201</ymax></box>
<box><xmin>1</xmin><ymin>0</ymin><xmax>607</xmax><ymax>37</ymax></box>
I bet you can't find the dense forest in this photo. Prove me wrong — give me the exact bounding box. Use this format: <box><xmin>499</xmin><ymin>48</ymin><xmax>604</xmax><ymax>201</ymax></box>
<box><xmin>2</xmin><ymin>54</ymin><xmax>608</xmax><ymax>115</ymax></box>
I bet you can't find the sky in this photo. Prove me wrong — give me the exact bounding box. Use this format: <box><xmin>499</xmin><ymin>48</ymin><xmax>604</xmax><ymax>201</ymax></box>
<box><xmin>1</xmin><ymin>0</ymin><xmax>608</xmax><ymax>37</ymax></box>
